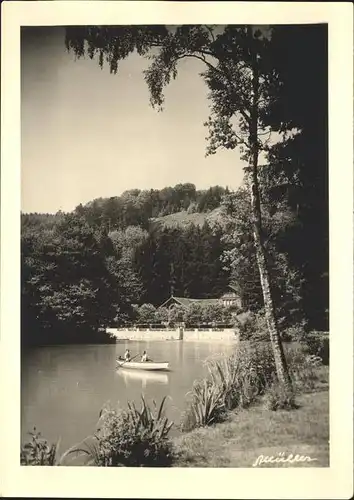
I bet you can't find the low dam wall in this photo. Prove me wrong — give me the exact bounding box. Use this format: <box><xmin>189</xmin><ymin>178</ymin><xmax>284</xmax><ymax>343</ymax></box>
<box><xmin>106</xmin><ymin>327</ymin><xmax>238</xmax><ymax>342</ymax></box>
<box><xmin>107</xmin><ymin>328</ymin><xmax>180</xmax><ymax>341</ymax></box>
<box><xmin>183</xmin><ymin>328</ymin><xmax>237</xmax><ymax>341</ymax></box>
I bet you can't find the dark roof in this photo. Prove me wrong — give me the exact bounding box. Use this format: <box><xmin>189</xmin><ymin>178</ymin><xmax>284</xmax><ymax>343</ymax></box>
<box><xmin>158</xmin><ymin>285</ymin><xmax>241</xmax><ymax>308</ymax></box>
<box><xmin>159</xmin><ymin>296</ymin><xmax>220</xmax><ymax>308</ymax></box>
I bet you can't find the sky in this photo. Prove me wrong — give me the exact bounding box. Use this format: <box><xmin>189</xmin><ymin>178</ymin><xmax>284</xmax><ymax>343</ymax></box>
<box><xmin>21</xmin><ymin>26</ymin><xmax>244</xmax><ymax>214</ymax></box>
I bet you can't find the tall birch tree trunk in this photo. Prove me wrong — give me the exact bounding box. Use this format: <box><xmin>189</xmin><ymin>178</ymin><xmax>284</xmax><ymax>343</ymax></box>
<box><xmin>247</xmin><ymin>29</ymin><xmax>292</xmax><ymax>388</ymax></box>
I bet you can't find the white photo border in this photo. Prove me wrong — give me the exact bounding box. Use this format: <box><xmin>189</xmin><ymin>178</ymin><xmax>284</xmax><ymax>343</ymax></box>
<box><xmin>1</xmin><ymin>2</ymin><xmax>353</xmax><ymax>498</ymax></box>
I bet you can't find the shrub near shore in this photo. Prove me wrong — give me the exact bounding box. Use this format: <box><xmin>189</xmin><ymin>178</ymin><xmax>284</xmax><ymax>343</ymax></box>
<box><xmin>21</xmin><ymin>396</ymin><xmax>175</xmax><ymax>466</ymax></box>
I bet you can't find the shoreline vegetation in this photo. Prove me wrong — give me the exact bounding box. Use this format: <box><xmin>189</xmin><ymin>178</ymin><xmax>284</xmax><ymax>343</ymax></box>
<box><xmin>21</xmin><ymin>327</ymin><xmax>117</xmax><ymax>347</ymax></box>
<box><xmin>21</xmin><ymin>338</ymin><xmax>329</xmax><ymax>467</ymax></box>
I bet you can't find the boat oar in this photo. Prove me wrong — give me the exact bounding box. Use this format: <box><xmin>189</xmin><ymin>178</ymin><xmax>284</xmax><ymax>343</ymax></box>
<box><xmin>117</xmin><ymin>353</ymin><xmax>140</xmax><ymax>368</ymax></box>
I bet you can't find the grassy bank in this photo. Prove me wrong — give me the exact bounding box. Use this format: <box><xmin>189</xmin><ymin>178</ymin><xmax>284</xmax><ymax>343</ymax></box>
<box><xmin>172</xmin><ymin>341</ymin><xmax>329</xmax><ymax>467</ymax></box>
<box><xmin>173</xmin><ymin>388</ymin><xmax>329</xmax><ymax>467</ymax></box>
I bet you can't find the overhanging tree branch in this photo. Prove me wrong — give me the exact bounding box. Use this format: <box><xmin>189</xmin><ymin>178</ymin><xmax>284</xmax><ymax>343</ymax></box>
<box><xmin>65</xmin><ymin>25</ymin><xmax>293</xmax><ymax>387</ymax></box>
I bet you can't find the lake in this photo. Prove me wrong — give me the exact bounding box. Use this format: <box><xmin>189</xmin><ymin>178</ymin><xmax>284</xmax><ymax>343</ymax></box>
<box><xmin>21</xmin><ymin>340</ymin><xmax>238</xmax><ymax>453</ymax></box>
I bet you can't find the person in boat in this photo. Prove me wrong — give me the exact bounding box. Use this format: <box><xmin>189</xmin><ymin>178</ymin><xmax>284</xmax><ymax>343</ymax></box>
<box><xmin>141</xmin><ymin>350</ymin><xmax>148</xmax><ymax>362</ymax></box>
<box><xmin>124</xmin><ymin>349</ymin><xmax>131</xmax><ymax>362</ymax></box>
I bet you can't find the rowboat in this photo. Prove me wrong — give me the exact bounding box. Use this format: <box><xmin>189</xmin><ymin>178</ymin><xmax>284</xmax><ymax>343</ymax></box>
<box><xmin>116</xmin><ymin>359</ymin><xmax>169</xmax><ymax>371</ymax></box>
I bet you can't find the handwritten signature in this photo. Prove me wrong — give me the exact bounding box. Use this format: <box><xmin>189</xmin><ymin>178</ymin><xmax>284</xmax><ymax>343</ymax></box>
<box><xmin>252</xmin><ymin>452</ymin><xmax>318</xmax><ymax>467</ymax></box>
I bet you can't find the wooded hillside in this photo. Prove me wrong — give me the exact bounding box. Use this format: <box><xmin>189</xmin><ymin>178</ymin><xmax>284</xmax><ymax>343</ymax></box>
<box><xmin>21</xmin><ymin>24</ymin><xmax>328</xmax><ymax>347</ymax></box>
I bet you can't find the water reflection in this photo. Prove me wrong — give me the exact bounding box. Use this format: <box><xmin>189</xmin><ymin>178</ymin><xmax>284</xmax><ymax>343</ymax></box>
<box><xmin>117</xmin><ymin>368</ymin><xmax>169</xmax><ymax>390</ymax></box>
<box><xmin>22</xmin><ymin>341</ymin><xmax>238</xmax><ymax>451</ymax></box>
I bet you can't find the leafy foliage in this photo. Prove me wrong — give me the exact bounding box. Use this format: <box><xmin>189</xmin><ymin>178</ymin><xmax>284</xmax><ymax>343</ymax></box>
<box><xmin>181</xmin><ymin>378</ymin><xmax>227</xmax><ymax>432</ymax></box>
<box><xmin>219</xmin><ymin>188</ymin><xmax>305</xmax><ymax>328</ymax></box>
<box><xmin>285</xmin><ymin>343</ymin><xmax>327</xmax><ymax>393</ymax></box>
<box><xmin>303</xmin><ymin>331</ymin><xmax>329</xmax><ymax>365</ymax></box>
<box><xmin>234</xmin><ymin>310</ymin><xmax>267</xmax><ymax>341</ymax></box>
<box><xmin>21</xmin><ymin>213</ymin><xmax>131</xmax><ymax>345</ymax></box>
<box><xmin>21</xmin><ymin>428</ymin><xmax>61</xmax><ymax>466</ymax></box>
<box><xmin>72</xmin><ymin>184</ymin><xmax>229</xmax><ymax>232</ymax></box>
<box><xmin>69</xmin><ymin>397</ymin><xmax>175</xmax><ymax>467</ymax></box>
<box><xmin>155</xmin><ymin>306</ymin><xmax>169</xmax><ymax>324</ymax></box>
<box><xmin>263</xmin><ymin>377</ymin><xmax>297</xmax><ymax>411</ymax></box>
<box><xmin>132</xmin><ymin>301</ymin><xmax>234</xmax><ymax>328</ymax></box>
<box><xmin>262</xmin><ymin>25</ymin><xmax>328</xmax><ymax>331</ymax></box>
<box><xmin>134</xmin><ymin>222</ymin><xmax>229</xmax><ymax>306</ymax></box>
<box><xmin>66</xmin><ymin>26</ymin><xmax>277</xmax><ymax>161</ymax></box>
<box><xmin>134</xmin><ymin>303</ymin><xmax>157</xmax><ymax>324</ymax></box>
<box><xmin>166</xmin><ymin>304</ymin><xmax>185</xmax><ymax>325</ymax></box>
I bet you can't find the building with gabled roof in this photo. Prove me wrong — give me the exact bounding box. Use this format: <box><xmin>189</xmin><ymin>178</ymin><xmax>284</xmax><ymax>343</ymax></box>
<box><xmin>158</xmin><ymin>285</ymin><xmax>242</xmax><ymax>310</ymax></box>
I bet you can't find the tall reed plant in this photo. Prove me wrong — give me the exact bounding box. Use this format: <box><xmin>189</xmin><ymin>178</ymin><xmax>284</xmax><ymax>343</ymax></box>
<box><xmin>207</xmin><ymin>343</ymin><xmax>277</xmax><ymax>410</ymax></box>
<box><xmin>181</xmin><ymin>378</ymin><xmax>226</xmax><ymax>432</ymax></box>
<box><xmin>181</xmin><ymin>342</ymin><xmax>282</xmax><ymax>432</ymax></box>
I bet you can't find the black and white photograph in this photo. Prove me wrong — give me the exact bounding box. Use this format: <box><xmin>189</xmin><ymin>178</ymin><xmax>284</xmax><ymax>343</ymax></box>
<box><xmin>1</xmin><ymin>2</ymin><xmax>353</xmax><ymax>499</ymax></box>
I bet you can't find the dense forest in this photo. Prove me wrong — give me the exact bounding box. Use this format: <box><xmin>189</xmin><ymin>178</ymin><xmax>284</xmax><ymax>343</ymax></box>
<box><xmin>21</xmin><ymin>186</ymin><xmax>232</xmax><ymax>344</ymax></box>
<box><xmin>22</xmin><ymin>185</ymin><xmax>228</xmax><ymax>231</ymax></box>
<box><xmin>21</xmin><ymin>24</ymin><xmax>328</xmax><ymax>347</ymax></box>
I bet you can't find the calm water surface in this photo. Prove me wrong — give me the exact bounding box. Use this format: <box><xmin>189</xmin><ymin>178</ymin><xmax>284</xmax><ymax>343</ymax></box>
<box><xmin>21</xmin><ymin>340</ymin><xmax>237</xmax><ymax>452</ymax></box>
